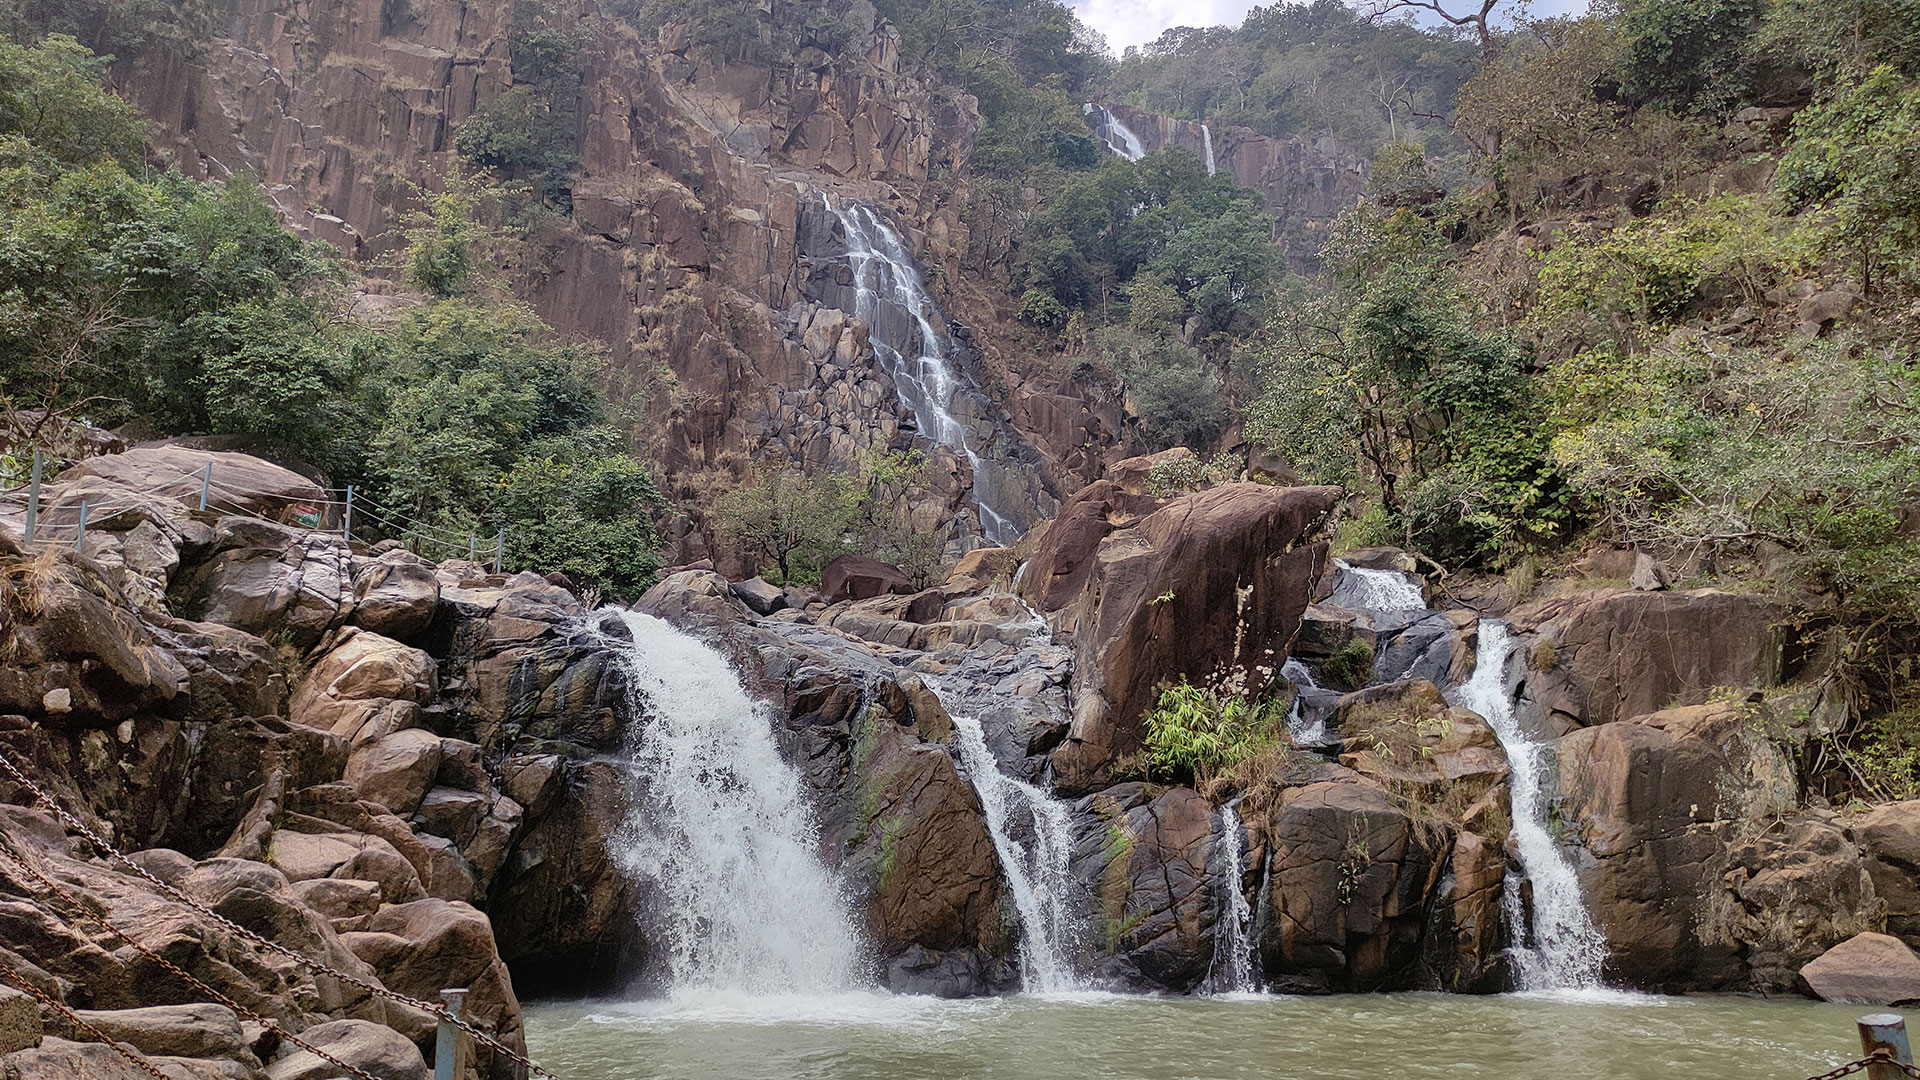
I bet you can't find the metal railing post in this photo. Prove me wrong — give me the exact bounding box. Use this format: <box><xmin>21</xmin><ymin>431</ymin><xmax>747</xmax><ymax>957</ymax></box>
<box><xmin>23</xmin><ymin>450</ymin><xmax>42</xmax><ymax>545</ymax></box>
<box><xmin>1860</xmin><ymin>1013</ymin><xmax>1914</xmax><ymax>1080</ymax></box>
<box><xmin>434</xmin><ymin>988</ymin><xmax>469</xmax><ymax>1080</ymax></box>
<box><xmin>343</xmin><ymin>484</ymin><xmax>354</xmax><ymax>542</ymax></box>
<box><xmin>199</xmin><ymin>462</ymin><xmax>212</xmax><ymax>511</ymax></box>
<box><xmin>495</xmin><ymin>528</ymin><xmax>504</xmax><ymax>573</ymax></box>
<box><xmin>75</xmin><ymin>500</ymin><xmax>88</xmax><ymax>549</ymax></box>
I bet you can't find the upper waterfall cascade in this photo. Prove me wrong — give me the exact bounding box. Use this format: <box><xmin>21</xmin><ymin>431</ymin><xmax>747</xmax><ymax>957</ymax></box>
<box><xmin>598</xmin><ymin>610</ymin><xmax>865</xmax><ymax>994</ymax></box>
<box><xmin>1202</xmin><ymin>124</ymin><xmax>1217</xmax><ymax>175</ymax></box>
<box><xmin>1334</xmin><ymin>560</ymin><xmax>1428</xmax><ymax>611</ymax></box>
<box><xmin>1084</xmin><ymin>103</ymin><xmax>1146</xmax><ymax>161</ymax></box>
<box><xmin>1454</xmin><ymin>621</ymin><xmax>1610</xmax><ymax>991</ymax></box>
<box><xmin>824</xmin><ymin>199</ymin><xmax>1027</xmax><ymax>543</ymax></box>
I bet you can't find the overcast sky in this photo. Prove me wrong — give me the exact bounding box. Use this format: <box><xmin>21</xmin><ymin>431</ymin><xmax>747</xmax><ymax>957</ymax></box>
<box><xmin>1072</xmin><ymin>0</ymin><xmax>1591</xmax><ymax>55</ymax></box>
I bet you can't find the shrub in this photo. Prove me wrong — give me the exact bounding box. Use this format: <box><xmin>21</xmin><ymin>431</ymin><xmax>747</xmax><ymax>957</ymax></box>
<box><xmin>1322</xmin><ymin>637</ymin><xmax>1376</xmax><ymax>689</ymax></box>
<box><xmin>1142</xmin><ymin>681</ymin><xmax>1289</xmax><ymax>799</ymax></box>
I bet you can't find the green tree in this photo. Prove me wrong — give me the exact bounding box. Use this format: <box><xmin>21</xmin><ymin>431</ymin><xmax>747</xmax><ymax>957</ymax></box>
<box><xmin>715</xmin><ymin>464</ymin><xmax>859</xmax><ymax>585</ymax></box>
<box><xmin>1776</xmin><ymin>65</ymin><xmax>1920</xmax><ymax>295</ymax></box>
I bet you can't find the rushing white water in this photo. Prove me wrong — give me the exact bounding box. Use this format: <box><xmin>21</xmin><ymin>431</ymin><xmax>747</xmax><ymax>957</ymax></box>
<box><xmin>826</xmin><ymin>199</ymin><xmax>1017</xmax><ymax>543</ymax></box>
<box><xmin>1084</xmin><ymin>103</ymin><xmax>1145</xmax><ymax>161</ymax></box>
<box><xmin>1208</xmin><ymin>802</ymin><xmax>1257</xmax><ymax>994</ymax></box>
<box><xmin>600</xmin><ymin>611</ymin><xmax>864</xmax><ymax>993</ymax></box>
<box><xmin>1201</xmin><ymin>123</ymin><xmax>1217</xmax><ymax>175</ymax></box>
<box><xmin>950</xmin><ymin>713</ymin><xmax>1083</xmax><ymax>993</ymax></box>
<box><xmin>1282</xmin><ymin>658</ymin><xmax>1328</xmax><ymax>744</ymax></box>
<box><xmin>1335</xmin><ymin>560</ymin><xmax>1428</xmax><ymax>611</ymax></box>
<box><xmin>1454</xmin><ymin>621</ymin><xmax>1609</xmax><ymax>991</ymax></box>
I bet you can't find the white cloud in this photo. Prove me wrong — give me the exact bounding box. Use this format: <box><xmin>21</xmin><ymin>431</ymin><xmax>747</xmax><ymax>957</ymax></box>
<box><xmin>1069</xmin><ymin>0</ymin><xmax>1592</xmax><ymax>56</ymax></box>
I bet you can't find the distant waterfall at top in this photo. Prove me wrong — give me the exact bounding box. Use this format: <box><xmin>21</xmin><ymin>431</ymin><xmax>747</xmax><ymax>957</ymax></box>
<box><xmin>1207</xmin><ymin>802</ymin><xmax>1257</xmax><ymax>994</ymax></box>
<box><xmin>822</xmin><ymin>199</ymin><xmax>1026</xmax><ymax>544</ymax></box>
<box><xmin>1084</xmin><ymin>103</ymin><xmax>1145</xmax><ymax>161</ymax></box>
<box><xmin>1454</xmin><ymin>621</ymin><xmax>1609</xmax><ymax>992</ymax></box>
<box><xmin>951</xmin><ymin>713</ymin><xmax>1084</xmax><ymax>993</ymax></box>
<box><xmin>599</xmin><ymin>611</ymin><xmax>864</xmax><ymax>994</ymax></box>
<box><xmin>1202</xmin><ymin>124</ymin><xmax>1217</xmax><ymax>175</ymax></box>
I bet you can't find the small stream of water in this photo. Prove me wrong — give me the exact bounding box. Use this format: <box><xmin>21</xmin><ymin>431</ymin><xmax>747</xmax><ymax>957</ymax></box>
<box><xmin>1207</xmin><ymin>801</ymin><xmax>1257</xmax><ymax>994</ymax></box>
<box><xmin>1454</xmin><ymin>621</ymin><xmax>1610</xmax><ymax>991</ymax></box>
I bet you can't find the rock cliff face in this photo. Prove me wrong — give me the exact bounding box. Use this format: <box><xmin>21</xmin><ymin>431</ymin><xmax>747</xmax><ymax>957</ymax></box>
<box><xmin>112</xmin><ymin>0</ymin><xmax>1108</xmax><ymax>557</ymax></box>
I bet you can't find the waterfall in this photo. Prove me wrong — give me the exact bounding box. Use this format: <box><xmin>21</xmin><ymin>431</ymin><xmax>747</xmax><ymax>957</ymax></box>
<box><xmin>1083</xmin><ymin>103</ymin><xmax>1145</xmax><ymax>161</ymax></box>
<box><xmin>1207</xmin><ymin>802</ymin><xmax>1258</xmax><ymax>994</ymax></box>
<box><xmin>1454</xmin><ymin>621</ymin><xmax>1609</xmax><ymax>991</ymax></box>
<box><xmin>1282</xmin><ymin>658</ymin><xmax>1328</xmax><ymax>744</ymax></box>
<box><xmin>1334</xmin><ymin>560</ymin><xmax>1427</xmax><ymax>611</ymax></box>
<box><xmin>950</xmin><ymin>713</ymin><xmax>1083</xmax><ymax>993</ymax></box>
<box><xmin>1201</xmin><ymin>123</ymin><xmax>1217</xmax><ymax>176</ymax></box>
<box><xmin>599</xmin><ymin>611</ymin><xmax>864</xmax><ymax>994</ymax></box>
<box><xmin>825</xmin><ymin>199</ymin><xmax>1019</xmax><ymax>543</ymax></box>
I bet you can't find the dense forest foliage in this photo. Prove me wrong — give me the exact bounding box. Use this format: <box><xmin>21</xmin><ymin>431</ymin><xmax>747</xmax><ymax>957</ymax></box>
<box><xmin>0</xmin><ymin>30</ymin><xmax>664</xmax><ymax>594</ymax></box>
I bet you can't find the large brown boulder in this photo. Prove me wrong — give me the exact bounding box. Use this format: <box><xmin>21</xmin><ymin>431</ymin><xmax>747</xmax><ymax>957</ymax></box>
<box><xmin>64</xmin><ymin>446</ymin><xmax>329</xmax><ymax>526</ymax></box>
<box><xmin>848</xmin><ymin>723</ymin><xmax>1009</xmax><ymax>996</ymax></box>
<box><xmin>349</xmin><ymin>552</ymin><xmax>440</xmax><ymax>644</ymax></box>
<box><xmin>1854</xmin><ymin>801</ymin><xmax>1920</xmax><ymax>946</ymax></box>
<box><xmin>1031</xmin><ymin>481</ymin><xmax>1340</xmax><ymax>793</ymax></box>
<box><xmin>1257</xmin><ymin>780</ymin><xmax>1448</xmax><ymax>992</ymax></box>
<box><xmin>821</xmin><ymin>554</ymin><xmax>915</xmax><ymax>603</ymax></box>
<box><xmin>289</xmin><ymin>630</ymin><xmax>436</xmax><ymax>745</ymax></box>
<box><xmin>1509</xmin><ymin>589</ymin><xmax>1785</xmax><ymax>733</ymax></box>
<box><xmin>1076</xmin><ymin>784</ymin><xmax>1218</xmax><ymax>991</ymax></box>
<box><xmin>263</xmin><ymin>1018</ymin><xmax>426</xmax><ymax>1080</ymax></box>
<box><xmin>1800</xmin><ymin>933</ymin><xmax>1920</xmax><ymax>1006</ymax></box>
<box><xmin>171</xmin><ymin>518</ymin><xmax>354</xmax><ymax>649</ymax></box>
<box><xmin>1557</xmin><ymin>703</ymin><xmax>1800</xmax><ymax>990</ymax></box>
<box><xmin>345</xmin><ymin>900</ymin><xmax>522</xmax><ymax>1080</ymax></box>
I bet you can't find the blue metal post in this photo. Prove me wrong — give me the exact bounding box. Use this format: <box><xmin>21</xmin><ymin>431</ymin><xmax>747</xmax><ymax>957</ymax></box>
<box><xmin>199</xmin><ymin>462</ymin><xmax>212</xmax><ymax>511</ymax></box>
<box><xmin>23</xmin><ymin>450</ymin><xmax>42</xmax><ymax>545</ymax></box>
<box><xmin>1860</xmin><ymin>1013</ymin><xmax>1913</xmax><ymax>1080</ymax></box>
<box><xmin>75</xmin><ymin>500</ymin><xmax>88</xmax><ymax>549</ymax></box>
<box><xmin>433</xmin><ymin>988</ymin><xmax>468</xmax><ymax>1080</ymax></box>
<box><xmin>343</xmin><ymin>485</ymin><xmax>355</xmax><ymax>542</ymax></box>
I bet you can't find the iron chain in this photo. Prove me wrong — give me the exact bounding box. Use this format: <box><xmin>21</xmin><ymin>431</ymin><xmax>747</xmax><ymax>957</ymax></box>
<box><xmin>0</xmin><ymin>746</ymin><xmax>557</xmax><ymax>1079</ymax></box>
<box><xmin>1805</xmin><ymin>1049</ymin><xmax>1920</xmax><ymax>1080</ymax></box>
<box><xmin>0</xmin><ymin>952</ymin><xmax>177</xmax><ymax>1080</ymax></box>
<box><xmin>0</xmin><ymin>840</ymin><xmax>384</xmax><ymax>1080</ymax></box>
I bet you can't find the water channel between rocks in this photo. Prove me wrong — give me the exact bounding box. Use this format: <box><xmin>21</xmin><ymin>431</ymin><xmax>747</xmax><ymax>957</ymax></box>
<box><xmin>524</xmin><ymin>992</ymin><xmax>1876</xmax><ymax>1080</ymax></box>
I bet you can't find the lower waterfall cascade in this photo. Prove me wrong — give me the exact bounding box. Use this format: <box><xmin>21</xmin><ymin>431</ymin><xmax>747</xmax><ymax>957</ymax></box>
<box><xmin>598</xmin><ymin>610</ymin><xmax>866</xmax><ymax>994</ymax></box>
<box><xmin>1454</xmin><ymin>620</ymin><xmax>1611</xmax><ymax>991</ymax></box>
<box><xmin>1208</xmin><ymin>801</ymin><xmax>1258</xmax><ymax>994</ymax></box>
<box><xmin>949</xmin><ymin>712</ymin><xmax>1086</xmax><ymax>994</ymax></box>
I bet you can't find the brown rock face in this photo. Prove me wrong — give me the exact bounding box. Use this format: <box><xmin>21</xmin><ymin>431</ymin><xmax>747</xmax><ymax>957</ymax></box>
<box><xmin>1508</xmin><ymin>589</ymin><xmax>1785</xmax><ymax>733</ymax></box>
<box><xmin>1800</xmin><ymin>933</ymin><xmax>1920</xmax><ymax>1006</ymax></box>
<box><xmin>1855</xmin><ymin>801</ymin><xmax>1920</xmax><ymax>946</ymax></box>
<box><xmin>1258</xmin><ymin>781</ymin><xmax>1448</xmax><ymax>992</ymax></box>
<box><xmin>1076</xmin><ymin>784</ymin><xmax>1219</xmax><ymax>991</ymax></box>
<box><xmin>1027</xmin><ymin>479</ymin><xmax>1341</xmax><ymax>793</ymax></box>
<box><xmin>821</xmin><ymin>554</ymin><xmax>916</xmax><ymax>604</ymax></box>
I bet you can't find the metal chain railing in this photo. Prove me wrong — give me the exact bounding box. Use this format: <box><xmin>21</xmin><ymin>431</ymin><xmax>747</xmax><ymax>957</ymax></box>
<box><xmin>0</xmin><ymin>952</ymin><xmax>177</xmax><ymax>1080</ymax></box>
<box><xmin>0</xmin><ymin>747</ymin><xmax>558</xmax><ymax>1080</ymax></box>
<box><xmin>1806</xmin><ymin>1049</ymin><xmax>1920</xmax><ymax>1080</ymax></box>
<box><xmin>0</xmin><ymin>841</ymin><xmax>383</xmax><ymax>1080</ymax></box>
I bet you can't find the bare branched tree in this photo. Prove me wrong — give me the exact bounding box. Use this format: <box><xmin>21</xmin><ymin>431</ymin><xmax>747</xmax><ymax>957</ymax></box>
<box><xmin>1360</xmin><ymin>0</ymin><xmax>1501</xmax><ymax>60</ymax></box>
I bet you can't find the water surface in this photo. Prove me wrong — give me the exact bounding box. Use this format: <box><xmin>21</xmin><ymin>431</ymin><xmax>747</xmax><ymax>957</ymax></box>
<box><xmin>524</xmin><ymin>990</ymin><xmax>1882</xmax><ymax>1080</ymax></box>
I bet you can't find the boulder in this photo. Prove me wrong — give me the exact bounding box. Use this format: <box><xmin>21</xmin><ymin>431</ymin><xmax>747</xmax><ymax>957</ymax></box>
<box><xmin>4</xmin><ymin>1037</ymin><xmax>170</xmax><ymax>1080</ymax></box>
<box><xmin>1556</xmin><ymin>703</ymin><xmax>1797</xmax><ymax>989</ymax></box>
<box><xmin>412</xmin><ymin>787</ymin><xmax>491</xmax><ymax>848</ymax></box>
<box><xmin>632</xmin><ymin>570</ymin><xmax>748</xmax><ymax>623</ymax></box>
<box><xmin>1034</xmin><ymin>481</ymin><xmax>1341</xmax><ymax>792</ymax></box>
<box><xmin>1510</xmin><ymin>589</ymin><xmax>1784</xmax><ymax>732</ymax></box>
<box><xmin>0</xmin><ymin>984</ymin><xmax>39</xmax><ymax>1054</ymax></box>
<box><xmin>947</xmin><ymin>546</ymin><xmax>1016</xmax><ymax>584</ymax></box>
<box><xmin>171</xmin><ymin>518</ymin><xmax>354</xmax><ymax>648</ymax></box>
<box><xmin>289</xmin><ymin>631</ymin><xmax>436</xmax><ymax>744</ymax></box>
<box><xmin>728</xmin><ymin>576</ymin><xmax>787</xmax><ymax>615</ymax></box>
<box><xmin>65</xmin><ymin>1004</ymin><xmax>253</xmax><ymax>1063</ymax></box>
<box><xmin>63</xmin><ymin>446</ymin><xmax>328</xmax><ymax>525</ymax></box>
<box><xmin>286</xmin><ymin>878</ymin><xmax>382</xmax><ymax>926</ymax></box>
<box><xmin>353</xmin><ymin>900</ymin><xmax>521</xmax><ymax>1068</ymax></box>
<box><xmin>350</xmin><ymin>553</ymin><xmax>440</xmax><ymax>643</ymax></box>
<box><xmin>262</xmin><ymin>1019</ymin><xmax>426</xmax><ymax>1080</ymax></box>
<box><xmin>821</xmin><ymin>554</ymin><xmax>914</xmax><ymax>603</ymax></box>
<box><xmin>1800</xmin><ymin>933</ymin><xmax>1920</xmax><ymax>1005</ymax></box>
<box><xmin>343</xmin><ymin>729</ymin><xmax>444</xmax><ymax>817</ymax></box>
<box><xmin>1854</xmin><ymin>801</ymin><xmax>1920</xmax><ymax>944</ymax></box>
<box><xmin>1075</xmin><ymin>784</ymin><xmax>1217</xmax><ymax>991</ymax></box>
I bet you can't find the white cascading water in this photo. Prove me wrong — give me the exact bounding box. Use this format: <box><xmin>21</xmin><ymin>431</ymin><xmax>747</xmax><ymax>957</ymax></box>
<box><xmin>1201</xmin><ymin>123</ymin><xmax>1217</xmax><ymax>175</ymax></box>
<box><xmin>1335</xmin><ymin>560</ymin><xmax>1428</xmax><ymax>611</ymax></box>
<box><xmin>950</xmin><ymin>713</ymin><xmax>1083</xmax><ymax>993</ymax></box>
<box><xmin>827</xmin><ymin>199</ymin><xmax>1017</xmax><ymax>543</ymax></box>
<box><xmin>1282</xmin><ymin>658</ymin><xmax>1328</xmax><ymax>744</ymax></box>
<box><xmin>1454</xmin><ymin>621</ymin><xmax>1609</xmax><ymax>991</ymax></box>
<box><xmin>1207</xmin><ymin>802</ymin><xmax>1257</xmax><ymax>994</ymax></box>
<box><xmin>600</xmin><ymin>611</ymin><xmax>864</xmax><ymax>994</ymax></box>
<box><xmin>1084</xmin><ymin>103</ymin><xmax>1145</xmax><ymax>161</ymax></box>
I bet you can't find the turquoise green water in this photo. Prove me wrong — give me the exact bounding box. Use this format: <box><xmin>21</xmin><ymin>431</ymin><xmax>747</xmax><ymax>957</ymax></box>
<box><xmin>523</xmin><ymin>989</ymin><xmax>1891</xmax><ymax>1080</ymax></box>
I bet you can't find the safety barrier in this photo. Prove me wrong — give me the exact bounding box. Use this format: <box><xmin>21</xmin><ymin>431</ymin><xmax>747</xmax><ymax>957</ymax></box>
<box><xmin>8</xmin><ymin>449</ymin><xmax>507</xmax><ymax>571</ymax></box>
<box><xmin>1807</xmin><ymin>1015</ymin><xmax>1919</xmax><ymax>1079</ymax></box>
